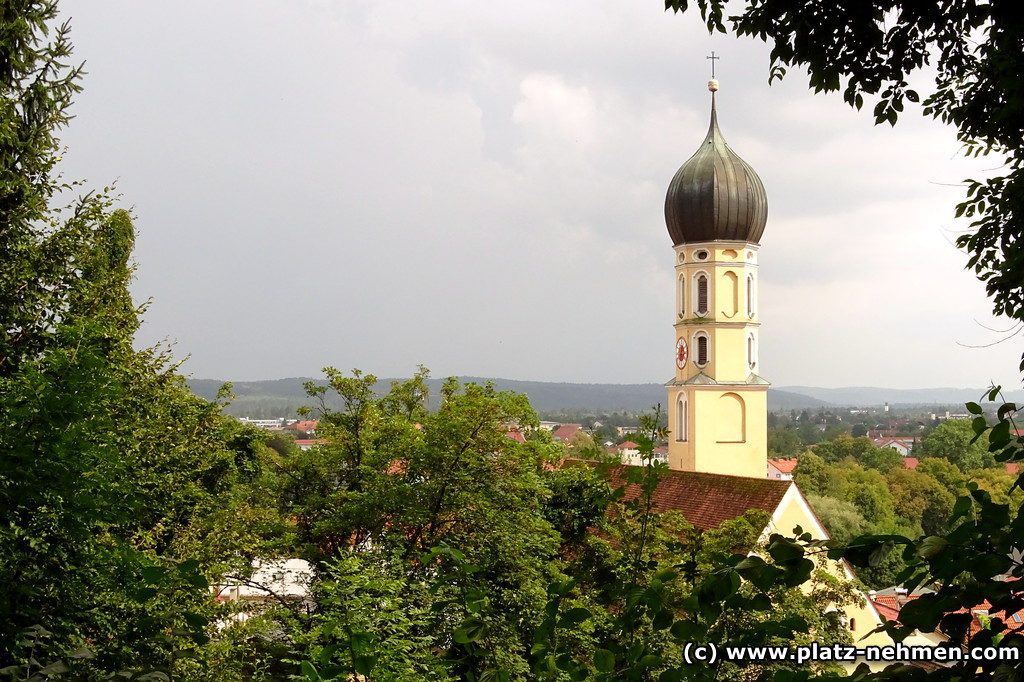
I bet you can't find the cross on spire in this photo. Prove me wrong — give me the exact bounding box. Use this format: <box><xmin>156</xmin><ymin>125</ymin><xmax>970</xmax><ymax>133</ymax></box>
<box><xmin>706</xmin><ymin>51</ymin><xmax>720</xmax><ymax>79</ymax></box>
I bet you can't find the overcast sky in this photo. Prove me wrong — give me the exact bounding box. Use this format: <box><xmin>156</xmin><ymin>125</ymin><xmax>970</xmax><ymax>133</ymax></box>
<box><xmin>59</xmin><ymin>0</ymin><xmax>1022</xmax><ymax>389</ymax></box>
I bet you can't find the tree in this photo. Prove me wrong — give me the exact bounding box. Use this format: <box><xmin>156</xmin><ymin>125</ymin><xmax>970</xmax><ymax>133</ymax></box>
<box><xmin>666</xmin><ymin>0</ymin><xmax>1024</xmax><ymax>343</ymax></box>
<box><xmin>1</xmin><ymin>4</ymin><xmax>277</xmax><ymax>676</ymax></box>
<box><xmin>277</xmin><ymin>370</ymin><xmax>563</xmax><ymax>679</ymax></box>
<box><xmin>767</xmin><ymin>427</ymin><xmax>802</xmax><ymax>458</ymax></box>
<box><xmin>915</xmin><ymin>457</ymin><xmax>967</xmax><ymax>494</ymax></box>
<box><xmin>920</xmin><ymin>419</ymin><xmax>994</xmax><ymax>472</ymax></box>
<box><xmin>884</xmin><ymin>468</ymin><xmax>956</xmax><ymax>536</ymax></box>
<box><xmin>805</xmin><ymin>495</ymin><xmax>868</xmax><ymax>544</ymax></box>
<box><xmin>792</xmin><ymin>451</ymin><xmax>830</xmax><ymax>497</ymax></box>
<box><xmin>814</xmin><ymin>433</ymin><xmax>902</xmax><ymax>472</ymax></box>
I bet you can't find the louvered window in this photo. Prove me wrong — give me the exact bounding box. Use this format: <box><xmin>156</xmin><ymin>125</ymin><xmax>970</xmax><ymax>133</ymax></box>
<box><xmin>696</xmin><ymin>275</ymin><xmax>708</xmax><ymax>315</ymax></box>
<box><xmin>697</xmin><ymin>335</ymin><xmax>708</xmax><ymax>366</ymax></box>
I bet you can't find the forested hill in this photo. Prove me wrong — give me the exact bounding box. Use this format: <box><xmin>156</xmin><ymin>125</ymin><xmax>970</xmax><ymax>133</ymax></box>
<box><xmin>188</xmin><ymin>376</ymin><xmax>827</xmax><ymax>417</ymax></box>
<box><xmin>188</xmin><ymin>377</ymin><xmax>1024</xmax><ymax>418</ymax></box>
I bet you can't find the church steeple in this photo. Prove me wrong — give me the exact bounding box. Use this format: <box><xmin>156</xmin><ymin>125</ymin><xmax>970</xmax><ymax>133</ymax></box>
<box><xmin>664</xmin><ymin>80</ymin><xmax>768</xmax><ymax>247</ymax></box>
<box><xmin>665</xmin><ymin>77</ymin><xmax>770</xmax><ymax>478</ymax></box>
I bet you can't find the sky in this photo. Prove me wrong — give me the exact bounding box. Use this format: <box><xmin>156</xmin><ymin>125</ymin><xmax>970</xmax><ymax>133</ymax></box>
<box><xmin>58</xmin><ymin>0</ymin><xmax>1022</xmax><ymax>388</ymax></box>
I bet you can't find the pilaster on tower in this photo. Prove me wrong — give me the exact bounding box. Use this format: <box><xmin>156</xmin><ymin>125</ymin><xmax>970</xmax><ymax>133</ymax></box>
<box><xmin>663</xmin><ymin>79</ymin><xmax>770</xmax><ymax>478</ymax></box>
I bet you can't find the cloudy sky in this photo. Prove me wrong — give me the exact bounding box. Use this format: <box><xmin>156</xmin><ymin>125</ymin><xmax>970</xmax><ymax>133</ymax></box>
<box><xmin>59</xmin><ymin>0</ymin><xmax>1021</xmax><ymax>388</ymax></box>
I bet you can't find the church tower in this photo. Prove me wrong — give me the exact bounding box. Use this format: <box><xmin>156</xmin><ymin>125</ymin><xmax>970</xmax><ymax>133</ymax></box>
<box><xmin>665</xmin><ymin>79</ymin><xmax>769</xmax><ymax>477</ymax></box>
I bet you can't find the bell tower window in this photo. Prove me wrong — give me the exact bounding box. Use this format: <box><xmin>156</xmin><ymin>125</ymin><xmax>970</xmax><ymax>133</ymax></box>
<box><xmin>748</xmin><ymin>334</ymin><xmax>756</xmax><ymax>369</ymax></box>
<box><xmin>696</xmin><ymin>274</ymin><xmax>709</xmax><ymax>315</ymax></box>
<box><xmin>695</xmin><ymin>333</ymin><xmax>709</xmax><ymax>367</ymax></box>
<box><xmin>747</xmin><ymin>274</ymin><xmax>755</xmax><ymax>317</ymax></box>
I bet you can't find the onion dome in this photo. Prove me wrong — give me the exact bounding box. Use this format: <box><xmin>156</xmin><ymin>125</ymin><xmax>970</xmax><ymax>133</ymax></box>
<box><xmin>665</xmin><ymin>80</ymin><xmax>768</xmax><ymax>245</ymax></box>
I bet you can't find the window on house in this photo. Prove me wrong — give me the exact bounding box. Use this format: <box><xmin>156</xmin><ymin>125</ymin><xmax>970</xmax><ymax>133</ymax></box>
<box><xmin>696</xmin><ymin>274</ymin><xmax>708</xmax><ymax>315</ymax></box>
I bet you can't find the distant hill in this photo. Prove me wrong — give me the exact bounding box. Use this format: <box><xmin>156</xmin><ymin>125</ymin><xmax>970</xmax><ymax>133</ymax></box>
<box><xmin>774</xmin><ymin>386</ymin><xmax>1024</xmax><ymax>407</ymax></box>
<box><xmin>187</xmin><ymin>376</ymin><xmax>830</xmax><ymax>418</ymax></box>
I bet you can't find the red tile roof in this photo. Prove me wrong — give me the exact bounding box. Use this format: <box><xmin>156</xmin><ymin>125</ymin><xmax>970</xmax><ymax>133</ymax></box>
<box><xmin>290</xmin><ymin>420</ymin><xmax>319</xmax><ymax>432</ymax></box>
<box><xmin>903</xmin><ymin>457</ymin><xmax>919</xmax><ymax>470</ymax></box>
<box><xmin>768</xmin><ymin>458</ymin><xmax>798</xmax><ymax>474</ymax></box>
<box><xmin>552</xmin><ymin>424</ymin><xmax>583</xmax><ymax>442</ymax></box>
<box><xmin>870</xmin><ymin>594</ymin><xmax>911</xmax><ymax>623</ymax></box>
<box><xmin>871</xmin><ymin>582</ymin><xmax>1024</xmax><ymax>640</ymax></box>
<box><xmin>505</xmin><ymin>429</ymin><xmax>526</xmax><ymax>444</ymax></box>
<box><xmin>294</xmin><ymin>438</ymin><xmax>326</xmax><ymax>446</ymax></box>
<box><xmin>616</xmin><ymin>440</ymin><xmax>640</xmax><ymax>451</ymax></box>
<box><xmin>1007</xmin><ymin>463</ymin><xmax>1020</xmax><ymax>475</ymax></box>
<box><xmin>562</xmin><ymin>459</ymin><xmax>792</xmax><ymax>531</ymax></box>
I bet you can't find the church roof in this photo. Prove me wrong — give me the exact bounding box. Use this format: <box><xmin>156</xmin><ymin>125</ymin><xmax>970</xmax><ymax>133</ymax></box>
<box><xmin>562</xmin><ymin>459</ymin><xmax>792</xmax><ymax>531</ymax></box>
<box><xmin>665</xmin><ymin>83</ymin><xmax>768</xmax><ymax>246</ymax></box>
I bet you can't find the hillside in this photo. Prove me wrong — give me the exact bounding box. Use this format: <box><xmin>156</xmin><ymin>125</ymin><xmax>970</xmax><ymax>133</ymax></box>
<box><xmin>775</xmin><ymin>385</ymin><xmax>1024</xmax><ymax>407</ymax></box>
<box><xmin>188</xmin><ymin>376</ymin><xmax>830</xmax><ymax>417</ymax></box>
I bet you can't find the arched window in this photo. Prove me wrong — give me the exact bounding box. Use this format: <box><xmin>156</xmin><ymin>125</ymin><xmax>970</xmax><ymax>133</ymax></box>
<box><xmin>696</xmin><ymin>333</ymin><xmax>709</xmax><ymax>366</ymax></box>
<box><xmin>748</xmin><ymin>334</ymin><xmax>756</xmax><ymax>369</ymax></box>
<box><xmin>747</xmin><ymin>274</ymin><xmax>755</xmax><ymax>317</ymax></box>
<box><xmin>678</xmin><ymin>275</ymin><xmax>686</xmax><ymax>316</ymax></box>
<box><xmin>676</xmin><ymin>395</ymin><xmax>688</xmax><ymax>442</ymax></box>
<box><xmin>849</xmin><ymin>618</ymin><xmax>857</xmax><ymax>632</ymax></box>
<box><xmin>696</xmin><ymin>274</ymin><xmax>709</xmax><ymax>315</ymax></box>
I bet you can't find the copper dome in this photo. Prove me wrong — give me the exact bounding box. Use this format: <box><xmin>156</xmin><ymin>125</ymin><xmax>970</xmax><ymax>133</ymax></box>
<box><xmin>665</xmin><ymin>94</ymin><xmax>767</xmax><ymax>245</ymax></box>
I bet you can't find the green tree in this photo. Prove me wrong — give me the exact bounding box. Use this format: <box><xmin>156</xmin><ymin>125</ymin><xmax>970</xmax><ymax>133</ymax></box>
<box><xmin>884</xmin><ymin>468</ymin><xmax>956</xmax><ymax>536</ymax></box>
<box><xmin>916</xmin><ymin>457</ymin><xmax>967</xmax><ymax>494</ymax></box>
<box><xmin>805</xmin><ymin>495</ymin><xmax>868</xmax><ymax>544</ymax></box>
<box><xmin>767</xmin><ymin>427</ymin><xmax>802</xmax><ymax>458</ymax></box>
<box><xmin>792</xmin><ymin>451</ymin><xmax>830</xmax><ymax>497</ymax></box>
<box><xmin>1</xmin><ymin>4</ymin><xmax>278</xmax><ymax>676</ymax></box>
<box><xmin>815</xmin><ymin>433</ymin><xmax>900</xmax><ymax>472</ymax></box>
<box><xmin>278</xmin><ymin>370</ymin><xmax>563</xmax><ymax>679</ymax></box>
<box><xmin>920</xmin><ymin>419</ymin><xmax>994</xmax><ymax>472</ymax></box>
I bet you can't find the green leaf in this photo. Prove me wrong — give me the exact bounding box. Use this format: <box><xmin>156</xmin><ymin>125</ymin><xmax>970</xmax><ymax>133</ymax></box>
<box><xmin>39</xmin><ymin>660</ymin><xmax>69</xmax><ymax>675</ymax></box>
<box><xmin>652</xmin><ymin>607</ymin><xmax>674</xmax><ymax>630</ymax></box>
<box><xmin>917</xmin><ymin>536</ymin><xmax>949</xmax><ymax>560</ymax></box>
<box><xmin>182</xmin><ymin>612</ymin><xmax>208</xmax><ymax>629</ymax></box>
<box><xmin>558</xmin><ymin>607</ymin><xmax>592</xmax><ymax>627</ymax></box>
<box><xmin>453</xmin><ymin>618</ymin><xmax>486</xmax><ymax>644</ymax></box>
<box><xmin>299</xmin><ymin>661</ymin><xmax>321</xmax><ymax>681</ymax></box>
<box><xmin>967</xmin><ymin>402</ymin><xmax>983</xmax><ymax>414</ymax></box>
<box><xmin>140</xmin><ymin>566</ymin><xmax>167</xmax><ymax>583</ymax></box>
<box><xmin>767</xmin><ymin>537</ymin><xmax>804</xmax><ymax>563</ymax></box>
<box><xmin>594</xmin><ymin>648</ymin><xmax>615</xmax><ymax>672</ymax></box>
<box><xmin>354</xmin><ymin>655</ymin><xmax>375</xmax><ymax>676</ymax></box>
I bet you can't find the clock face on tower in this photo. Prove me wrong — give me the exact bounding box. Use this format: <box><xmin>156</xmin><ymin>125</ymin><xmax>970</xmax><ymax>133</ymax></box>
<box><xmin>676</xmin><ymin>337</ymin><xmax>688</xmax><ymax>369</ymax></box>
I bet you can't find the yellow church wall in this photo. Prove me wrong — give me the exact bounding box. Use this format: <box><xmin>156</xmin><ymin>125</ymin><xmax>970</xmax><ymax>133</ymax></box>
<box><xmin>667</xmin><ymin>387</ymin><xmax>767</xmax><ymax>477</ymax></box>
<box><xmin>766</xmin><ymin>486</ymin><xmax>896</xmax><ymax>662</ymax></box>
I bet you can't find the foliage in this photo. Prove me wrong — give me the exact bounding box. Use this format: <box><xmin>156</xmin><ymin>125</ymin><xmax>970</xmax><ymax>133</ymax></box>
<box><xmin>0</xmin><ymin>3</ymin><xmax>280</xmax><ymax>677</ymax></box>
<box><xmin>920</xmin><ymin>419</ymin><xmax>995</xmax><ymax>472</ymax></box>
<box><xmin>767</xmin><ymin>427</ymin><xmax>802</xmax><ymax>458</ymax></box>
